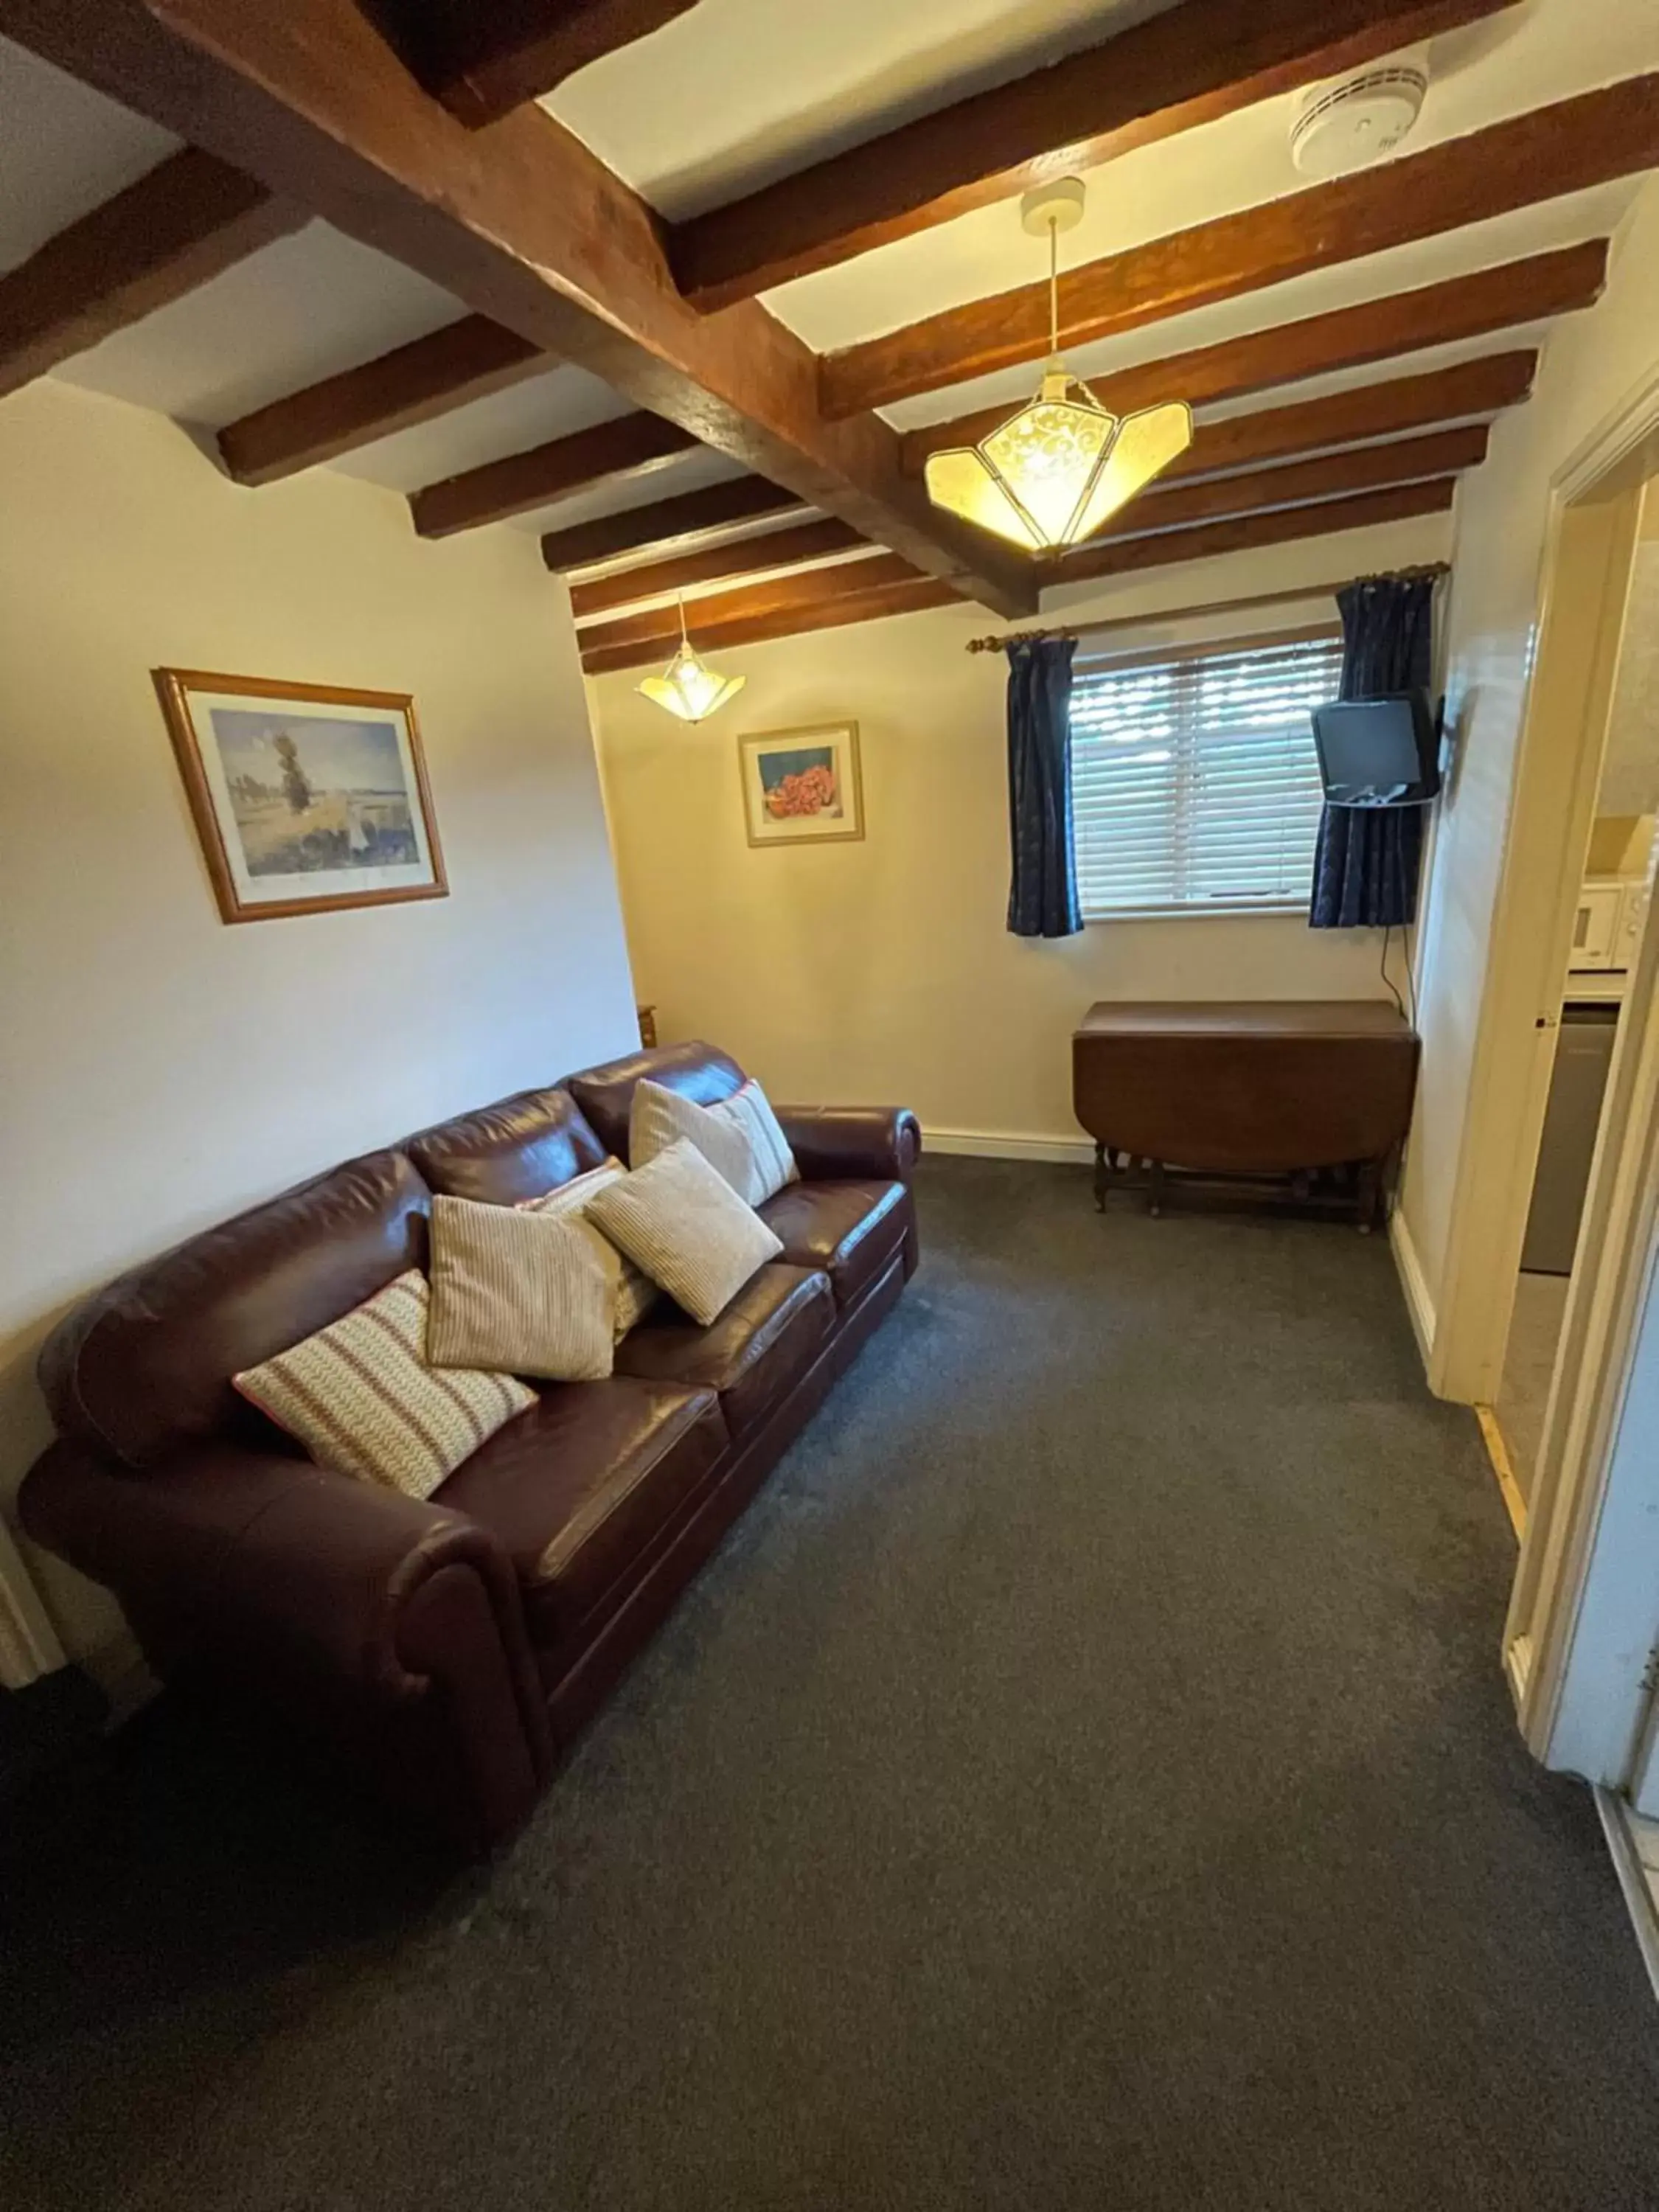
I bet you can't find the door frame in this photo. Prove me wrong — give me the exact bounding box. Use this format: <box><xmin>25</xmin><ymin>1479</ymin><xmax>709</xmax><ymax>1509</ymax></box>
<box><xmin>1427</xmin><ymin>352</ymin><xmax>1659</xmax><ymax>1763</ymax></box>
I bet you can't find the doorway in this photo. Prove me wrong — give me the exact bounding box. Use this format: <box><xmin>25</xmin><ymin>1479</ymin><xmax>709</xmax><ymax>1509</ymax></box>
<box><xmin>1489</xmin><ymin>488</ymin><xmax>1659</xmax><ymax>1519</ymax></box>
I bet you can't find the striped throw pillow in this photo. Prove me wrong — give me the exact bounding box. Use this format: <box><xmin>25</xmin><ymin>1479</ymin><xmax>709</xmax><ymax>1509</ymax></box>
<box><xmin>518</xmin><ymin>1156</ymin><xmax>658</xmax><ymax>1338</ymax></box>
<box><xmin>630</xmin><ymin>1078</ymin><xmax>799</xmax><ymax>1206</ymax></box>
<box><xmin>234</xmin><ymin>1270</ymin><xmax>534</xmax><ymax>1501</ymax></box>
<box><xmin>587</xmin><ymin>1138</ymin><xmax>784</xmax><ymax>1327</ymax></box>
<box><xmin>428</xmin><ymin>1195</ymin><xmax>617</xmax><ymax>1382</ymax></box>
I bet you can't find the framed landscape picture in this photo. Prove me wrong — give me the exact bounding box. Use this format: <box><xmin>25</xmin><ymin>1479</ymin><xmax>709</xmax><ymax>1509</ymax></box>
<box><xmin>738</xmin><ymin>722</ymin><xmax>864</xmax><ymax>848</ymax></box>
<box><xmin>153</xmin><ymin>668</ymin><xmax>447</xmax><ymax>923</ymax></box>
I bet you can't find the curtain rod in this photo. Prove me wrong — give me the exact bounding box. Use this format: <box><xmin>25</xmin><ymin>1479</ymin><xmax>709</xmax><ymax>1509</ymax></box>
<box><xmin>962</xmin><ymin>561</ymin><xmax>1451</xmax><ymax>653</ymax></box>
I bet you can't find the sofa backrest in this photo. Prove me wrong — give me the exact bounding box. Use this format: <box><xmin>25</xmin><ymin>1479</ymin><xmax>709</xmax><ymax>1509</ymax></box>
<box><xmin>38</xmin><ymin>1150</ymin><xmax>431</xmax><ymax>1471</ymax></box>
<box><xmin>564</xmin><ymin>1040</ymin><xmax>745</xmax><ymax>1161</ymax></box>
<box><xmin>406</xmin><ymin>1085</ymin><xmax>608</xmax><ymax>1206</ymax></box>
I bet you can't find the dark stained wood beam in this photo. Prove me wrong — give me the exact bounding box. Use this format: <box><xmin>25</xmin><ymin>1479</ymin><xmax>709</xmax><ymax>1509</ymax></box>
<box><xmin>1102</xmin><ymin>422</ymin><xmax>1486</xmax><ymax>542</ymax></box>
<box><xmin>1158</xmin><ymin>361</ymin><xmax>1525</xmax><ymax>487</ymax></box>
<box><xmin>672</xmin><ymin>0</ymin><xmax>1522</xmax><ymax>311</ymax></box>
<box><xmin>822</xmin><ymin>77</ymin><xmax>1658</xmax><ymax>416</ymax></box>
<box><xmin>582</xmin><ymin>576</ymin><xmax>957</xmax><ymax>673</ymax></box>
<box><xmin>0</xmin><ymin>0</ymin><xmax>1032</xmax><ymax>616</ymax></box>
<box><xmin>542</xmin><ymin>476</ymin><xmax>805</xmax><ymax>572</ymax></box>
<box><xmin>385</xmin><ymin>1</ymin><xmax>703</xmax><ymax>128</ymax></box>
<box><xmin>411</xmin><ymin>411</ymin><xmax>698</xmax><ymax>538</ymax></box>
<box><xmin>1045</xmin><ymin>478</ymin><xmax>1456</xmax><ymax>590</ymax></box>
<box><xmin>900</xmin><ymin>243</ymin><xmax>1603</xmax><ymax>473</ymax></box>
<box><xmin>0</xmin><ymin>146</ymin><xmax>305</xmax><ymax>401</ymax></box>
<box><xmin>580</xmin><ymin>464</ymin><xmax>1469</xmax><ymax>669</ymax></box>
<box><xmin>577</xmin><ymin>550</ymin><xmax>919</xmax><ymax>655</ymax></box>
<box><xmin>574</xmin><ymin>378</ymin><xmax>1513</xmax><ymax>617</ymax></box>
<box><xmin>219</xmin><ymin>314</ymin><xmax>549</xmax><ymax>484</ymax></box>
<box><xmin>569</xmin><ymin>516</ymin><xmax>864</xmax><ymax>617</ymax></box>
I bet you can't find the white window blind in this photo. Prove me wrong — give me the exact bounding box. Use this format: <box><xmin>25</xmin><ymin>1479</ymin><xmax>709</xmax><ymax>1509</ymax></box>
<box><xmin>1069</xmin><ymin>630</ymin><xmax>1343</xmax><ymax>916</ymax></box>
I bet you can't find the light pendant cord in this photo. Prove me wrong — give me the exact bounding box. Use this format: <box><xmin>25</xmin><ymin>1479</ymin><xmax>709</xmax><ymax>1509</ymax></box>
<box><xmin>1048</xmin><ymin>216</ymin><xmax>1060</xmax><ymax>359</ymax></box>
<box><xmin>677</xmin><ymin>591</ymin><xmax>689</xmax><ymax>653</ymax></box>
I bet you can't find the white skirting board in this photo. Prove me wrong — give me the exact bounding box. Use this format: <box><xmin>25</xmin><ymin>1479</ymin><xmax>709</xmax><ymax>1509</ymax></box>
<box><xmin>1389</xmin><ymin>1203</ymin><xmax>1439</xmax><ymax>1377</ymax></box>
<box><xmin>922</xmin><ymin>1128</ymin><xmax>1095</xmax><ymax>1166</ymax></box>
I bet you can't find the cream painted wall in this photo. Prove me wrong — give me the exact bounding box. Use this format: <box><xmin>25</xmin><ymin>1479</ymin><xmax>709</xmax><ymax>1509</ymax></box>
<box><xmin>589</xmin><ymin>510</ymin><xmax>1449</xmax><ymax>1147</ymax></box>
<box><xmin>0</xmin><ymin>378</ymin><xmax>639</xmax><ymax>1668</ymax></box>
<box><xmin>1400</xmin><ymin>177</ymin><xmax>1659</xmax><ymax>1340</ymax></box>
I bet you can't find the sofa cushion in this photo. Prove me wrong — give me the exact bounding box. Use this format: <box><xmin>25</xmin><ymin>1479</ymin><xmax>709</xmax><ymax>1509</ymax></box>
<box><xmin>234</xmin><ymin>1269</ymin><xmax>536</xmax><ymax>1500</ymax></box>
<box><xmin>587</xmin><ymin>1140</ymin><xmax>783</xmax><ymax>1327</ymax></box>
<box><xmin>565</xmin><ymin>1040</ymin><xmax>744</xmax><ymax>1161</ymax></box>
<box><xmin>38</xmin><ymin>1150</ymin><xmax>432</xmax><ymax>1470</ymax></box>
<box><xmin>613</xmin><ymin>1262</ymin><xmax>834</xmax><ymax>1437</ymax></box>
<box><xmin>758</xmin><ymin>1180</ymin><xmax>912</xmax><ymax>1310</ymax></box>
<box><xmin>520</xmin><ymin>1159</ymin><xmax>658</xmax><ymax>1338</ymax></box>
<box><xmin>631</xmin><ymin>1077</ymin><xmax>799</xmax><ymax>1206</ymax></box>
<box><xmin>428</xmin><ymin>1197</ymin><xmax>618</xmax><ymax>1382</ymax></box>
<box><xmin>437</xmin><ymin>1377</ymin><xmax>728</xmax><ymax>1644</ymax></box>
<box><xmin>406</xmin><ymin>1085</ymin><xmax>608</xmax><ymax>1208</ymax></box>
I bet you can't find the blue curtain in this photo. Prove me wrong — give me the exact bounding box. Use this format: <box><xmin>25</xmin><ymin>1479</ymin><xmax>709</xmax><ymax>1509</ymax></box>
<box><xmin>1005</xmin><ymin>636</ymin><xmax>1082</xmax><ymax>939</ymax></box>
<box><xmin>1308</xmin><ymin>573</ymin><xmax>1436</xmax><ymax>930</ymax></box>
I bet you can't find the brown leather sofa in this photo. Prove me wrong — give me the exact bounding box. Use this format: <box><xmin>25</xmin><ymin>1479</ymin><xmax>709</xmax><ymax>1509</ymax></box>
<box><xmin>20</xmin><ymin>1041</ymin><xmax>921</xmax><ymax>1854</ymax></box>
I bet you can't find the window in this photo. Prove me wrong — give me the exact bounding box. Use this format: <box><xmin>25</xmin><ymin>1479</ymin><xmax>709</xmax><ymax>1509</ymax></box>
<box><xmin>1069</xmin><ymin>630</ymin><xmax>1343</xmax><ymax>917</ymax></box>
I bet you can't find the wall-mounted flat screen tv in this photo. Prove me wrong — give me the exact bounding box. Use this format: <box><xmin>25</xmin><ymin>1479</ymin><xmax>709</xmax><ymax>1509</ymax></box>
<box><xmin>1310</xmin><ymin>692</ymin><xmax>1441</xmax><ymax>808</ymax></box>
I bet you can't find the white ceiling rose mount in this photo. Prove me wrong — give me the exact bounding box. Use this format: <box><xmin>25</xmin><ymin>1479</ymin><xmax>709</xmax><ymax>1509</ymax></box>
<box><xmin>924</xmin><ymin>176</ymin><xmax>1193</xmax><ymax>557</ymax></box>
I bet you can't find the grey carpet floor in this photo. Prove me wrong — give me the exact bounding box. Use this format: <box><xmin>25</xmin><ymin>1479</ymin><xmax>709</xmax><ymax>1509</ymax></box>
<box><xmin>5</xmin><ymin>1158</ymin><xmax>1659</xmax><ymax>2211</ymax></box>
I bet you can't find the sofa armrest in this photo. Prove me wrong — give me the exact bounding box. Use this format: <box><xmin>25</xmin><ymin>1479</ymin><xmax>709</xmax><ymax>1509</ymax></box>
<box><xmin>21</xmin><ymin>1441</ymin><xmax>552</xmax><ymax>1853</ymax></box>
<box><xmin>774</xmin><ymin>1105</ymin><xmax>922</xmax><ymax>1183</ymax></box>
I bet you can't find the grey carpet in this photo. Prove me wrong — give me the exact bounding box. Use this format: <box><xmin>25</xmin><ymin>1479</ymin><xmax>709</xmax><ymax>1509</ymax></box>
<box><xmin>5</xmin><ymin>1158</ymin><xmax>1659</xmax><ymax>2211</ymax></box>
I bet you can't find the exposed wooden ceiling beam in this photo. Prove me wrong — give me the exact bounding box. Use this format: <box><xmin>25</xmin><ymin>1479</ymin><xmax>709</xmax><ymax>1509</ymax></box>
<box><xmin>411</xmin><ymin>411</ymin><xmax>698</xmax><ymax>538</ymax></box>
<box><xmin>1158</xmin><ymin>352</ymin><xmax>1531</xmax><ymax>486</ymax></box>
<box><xmin>582</xmin><ymin>576</ymin><xmax>958</xmax><ymax>673</ymax></box>
<box><xmin>0</xmin><ymin>146</ymin><xmax>305</xmax><ymax>402</ymax></box>
<box><xmin>580</xmin><ymin>459</ymin><xmax>1467</xmax><ymax>668</ymax></box>
<box><xmin>569</xmin><ymin>516</ymin><xmax>865</xmax><ymax>618</ymax></box>
<box><xmin>672</xmin><ymin>0</ymin><xmax>1522</xmax><ymax>311</ymax></box>
<box><xmin>571</xmin><ymin>378</ymin><xmax>1512</xmax><ymax>619</ymax></box>
<box><xmin>822</xmin><ymin>77</ymin><xmax>1658</xmax><ymax>417</ymax></box>
<box><xmin>541</xmin><ymin>477</ymin><xmax>805</xmax><ymax>572</ymax></box>
<box><xmin>218</xmin><ymin>314</ymin><xmax>549</xmax><ymax>484</ymax></box>
<box><xmin>0</xmin><ymin>0</ymin><xmax>1033</xmax><ymax>618</ymax></box>
<box><xmin>581</xmin><ymin>479</ymin><xmax>1461</xmax><ymax>669</ymax></box>
<box><xmin>900</xmin><ymin>243</ymin><xmax>1603</xmax><ymax>472</ymax></box>
<box><xmin>384</xmin><ymin>1</ymin><xmax>703</xmax><ymax>128</ymax></box>
<box><xmin>579</xmin><ymin>550</ymin><xmax>919</xmax><ymax>655</ymax></box>
<box><xmin>1098</xmin><ymin>422</ymin><xmax>1486</xmax><ymax>543</ymax></box>
<box><xmin>1044</xmin><ymin>478</ymin><xmax>1456</xmax><ymax>590</ymax></box>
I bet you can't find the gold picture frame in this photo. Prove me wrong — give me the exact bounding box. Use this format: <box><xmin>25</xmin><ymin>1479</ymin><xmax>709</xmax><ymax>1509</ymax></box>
<box><xmin>737</xmin><ymin>721</ymin><xmax>865</xmax><ymax>848</ymax></box>
<box><xmin>153</xmin><ymin>667</ymin><xmax>448</xmax><ymax>924</ymax></box>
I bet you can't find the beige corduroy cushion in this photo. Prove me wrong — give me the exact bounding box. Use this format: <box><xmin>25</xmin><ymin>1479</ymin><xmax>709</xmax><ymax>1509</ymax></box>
<box><xmin>234</xmin><ymin>1269</ymin><xmax>535</xmax><ymax>1501</ymax></box>
<box><xmin>518</xmin><ymin>1156</ymin><xmax>658</xmax><ymax>1338</ymax></box>
<box><xmin>587</xmin><ymin>1138</ymin><xmax>784</xmax><ymax>1326</ymax></box>
<box><xmin>630</xmin><ymin>1077</ymin><xmax>799</xmax><ymax>1206</ymax></box>
<box><xmin>428</xmin><ymin>1194</ymin><xmax>619</xmax><ymax>1382</ymax></box>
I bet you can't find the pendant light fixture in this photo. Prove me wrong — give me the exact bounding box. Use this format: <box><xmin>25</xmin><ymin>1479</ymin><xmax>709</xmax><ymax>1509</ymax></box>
<box><xmin>925</xmin><ymin>178</ymin><xmax>1193</xmax><ymax>556</ymax></box>
<box><xmin>636</xmin><ymin>592</ymin><xmax>746</xmax><ymax>723</ymax></box>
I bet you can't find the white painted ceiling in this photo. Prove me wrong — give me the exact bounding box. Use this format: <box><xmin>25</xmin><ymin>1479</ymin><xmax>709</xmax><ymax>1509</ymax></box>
<box><xmin>1</xmin><ymin>0</ymin><xmax>1654</xmax><ymax>554</ymax></box>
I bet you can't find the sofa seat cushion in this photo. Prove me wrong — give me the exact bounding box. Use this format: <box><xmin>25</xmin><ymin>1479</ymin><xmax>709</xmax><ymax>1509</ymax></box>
<box><xmin>611</xmin><ymin>1262</ymin><xmax>834</xmax><ymax>1438</ymax></box>
<box><xmin>437</xmin><ymin>1378</ymin><xmax>728</xmax><ymax>1644</ymax></box>
<box><xmin>757</xmin><ymin>1180</ymin><xmax>911</xmax><ymax>1310</ymax></box>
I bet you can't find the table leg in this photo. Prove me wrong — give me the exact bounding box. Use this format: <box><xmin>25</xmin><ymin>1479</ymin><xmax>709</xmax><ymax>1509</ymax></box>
<box><xmin>1148</xmin><ymin>1158</ymin><xmax>1166</xmax><ymax>1218</ymax></box>
<box><xmin>1355</xmin><ymin>1155</ymin><xmax>1381</xmax><ymax>1234</ymax></box>
<box><xmin>1093</xmin><ymin>1141</ymin><xmax>1108</xmax><ymax>1213</ymax></box>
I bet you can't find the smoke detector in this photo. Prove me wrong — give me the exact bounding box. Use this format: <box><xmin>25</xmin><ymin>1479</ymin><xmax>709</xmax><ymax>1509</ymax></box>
<box><xmin>1290</xmin><ymin>51</ymin><xmax>1429</xmax><ymax>179</ymax></box>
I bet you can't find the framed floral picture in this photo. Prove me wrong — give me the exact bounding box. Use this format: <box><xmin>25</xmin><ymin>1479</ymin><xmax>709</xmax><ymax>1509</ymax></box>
<box><xmin>737</xmin><ymin>721</ymin><xmax>864</xmax><ymax>847</ymax></box>
<box><xmin>153</xmin><ymin>667</ymin><xmax>447</xmax><ymax>923</ymax></box>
